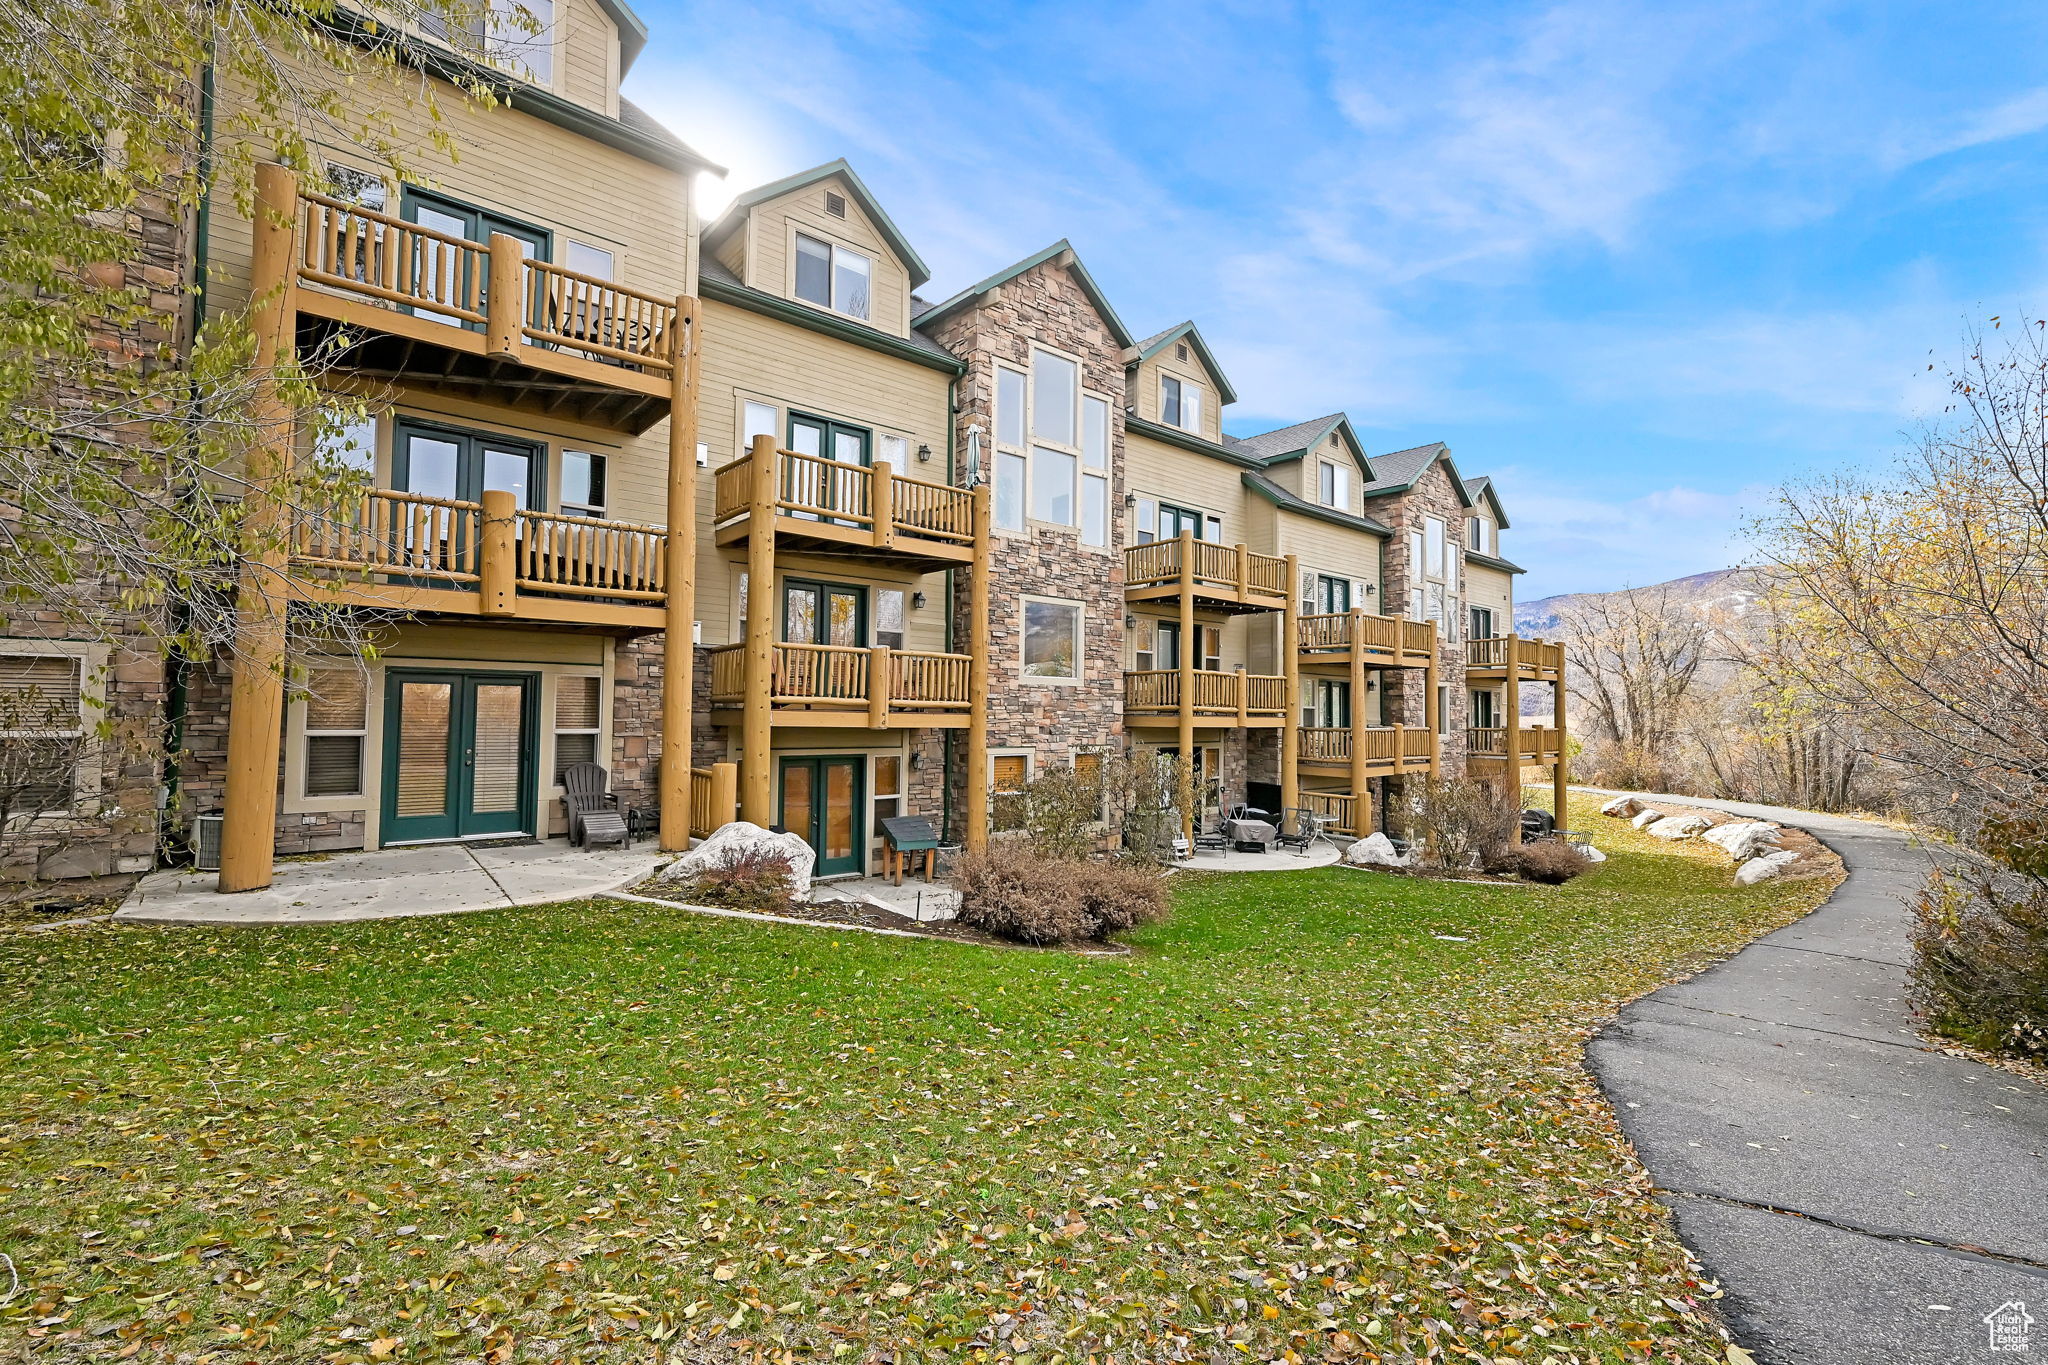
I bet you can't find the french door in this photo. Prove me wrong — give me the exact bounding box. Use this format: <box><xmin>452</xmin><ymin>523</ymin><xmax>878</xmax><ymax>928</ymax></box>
<box><xmin>1470</xmin><ymin>689</ymin><xmax>1498</xmax><ymax>729</ymax></box>
<box><xmin>393</xmin><ymin>421</ymin><xmax>542</xmax><ymax>509</ymax></box>
<box><xmin>381</xmin><ymin>671</ymin><xmax>538</xmax><ymax>844</ymax></box>
<box><xmin>787</xmin><ymin>413</ymin><xmax>870</xmax><ymax>523</ymax></box>
<box><xmin>778</xmin><ymin>756</ymin><xmax>866</xmax><ymax>877</ymax></box>
<box><xmin>400</xmin><ymin>188</ymin><xmax>550</xmax><ymax>330</ymax></box>
<box><xmin>779</xmin><ymin>580</ymin><xmax>867</xmax><ymax>699</ymax></box>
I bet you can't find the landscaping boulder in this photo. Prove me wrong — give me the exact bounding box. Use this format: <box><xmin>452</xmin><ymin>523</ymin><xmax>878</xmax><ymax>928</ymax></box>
<box><xmin>1645</xmin><ymin>812</ymin><xmax>1713</xmax><ymax>840</ymax></box>
<box><xmin>1704</xmin><ymin>821</ymin><xmax>1783</xmax><ymax>861</ymax></box>
<box><xmin>1630</xmin><ymin>809</ymin><xmax>1664</xmax><ymax>829</ymax></box>
<box><xmin>1343</xmin><ymin>832</ymin><xmax>1410</xmax><ymax>869</ymax></box>
<box><xmin>659</xmin><ymin>821</ymin><xmax>815</xmax><ymax>898</ymax></box>
<box><xmin>1600</xmin><ymin>795</ymin><xmax>1641</xmax><ymax>818</ymax></box>
<box><xmin>1735</xmin><ymin>849</ymin><xmax>1803</xmax><ymax>885</ymax></box>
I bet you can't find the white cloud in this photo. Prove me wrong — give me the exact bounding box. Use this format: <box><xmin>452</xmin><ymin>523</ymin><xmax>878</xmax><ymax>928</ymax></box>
<box><xmin>1493</xmin><ymin>474</ymin><xmax>1769</xmax><ymax>598</ymax></box>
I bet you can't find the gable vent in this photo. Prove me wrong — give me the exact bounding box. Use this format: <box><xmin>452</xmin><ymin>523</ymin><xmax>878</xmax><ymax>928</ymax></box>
<box><xmin>824</xmin><ymin>191</ymin><xmax>848</xmax><ymax>218</ymax></box>
<box><xmin>1176</xmin><ymin>342</ymin><xmax>1188</xmax><ymax>361</ymax></box>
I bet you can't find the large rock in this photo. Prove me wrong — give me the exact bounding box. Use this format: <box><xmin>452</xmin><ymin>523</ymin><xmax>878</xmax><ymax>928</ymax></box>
<box><xmin>657</xmin><ymin>821</ymin><xmax>815</xmax><ymax>898</ymax></box>
<box><xmin>1735</xmin><ymin>849</ymin><xmax>1803</xmax><ymax>885</ymax></box>
<box><xmin>1579</xmin><ymin>844</ymin><xmax>1609</xmax><ymax>863</ymax></box>
<box><xmin>1630</xmin><ymin>809</ymin><xmax>1664</xmax><ymax>829</ymax></box>
<box><xmin>1703</xmin><ymin>820</ymin><xmax>1783</xmax><ymax>861</ymax></box>
<box><xmin>1645</xmin><ymin>812</ymin><xmax>1713</xmax><ymax>840</ymax></box>
<box><xmin>1600</xmin><ymin>795</ymin><xmax>1642</xmax><ymax>818</ymax></box>
<box><xmin>1343</xmin><ymin>832</ymin><xmax>1410</xmax><ymax>869</ymax></box>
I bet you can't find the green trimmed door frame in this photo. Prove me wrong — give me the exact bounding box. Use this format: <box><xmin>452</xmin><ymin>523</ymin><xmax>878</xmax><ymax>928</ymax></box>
<box><xmin>381</xmin><ymin>669</ymin><xmax>540</xmax><ymax>845</ymax></box>
<box><xmin>777</xmin><ymin>755</ymin><xmax>866</xmax><ymax>877</ymax></box>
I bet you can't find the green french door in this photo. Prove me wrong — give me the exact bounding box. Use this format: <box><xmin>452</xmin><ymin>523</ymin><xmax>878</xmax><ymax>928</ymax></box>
<box><xmin>778</xmin><ymin>756</ymin><xmax>865</xmax><ymax>877</ymax></box>
<box><xmin>381</xmin><ymin>670</ymin><xmax>538</xmax><ymax>844</ymax></box>
<box><xmin>400</xmin><ymin>187</ymin><xmax>550</xmax><ymax>332</ymax></box>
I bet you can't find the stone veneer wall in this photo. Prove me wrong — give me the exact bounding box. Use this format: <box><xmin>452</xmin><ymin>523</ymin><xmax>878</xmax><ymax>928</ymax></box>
<box><xmin>610</xmin><ymin>634</ymin><xmax>665</xmax><ymax>812</ymax></box>
<box><xmin>1365</xmin><ymin>458</ymin><xmax>1471</xmax><ymax>779</ymax></box>
<box><xmin>2</xmin><ymin>185</ymin><xmax>188</xmax><ymax>882</ymax></box>
<box><xmin>920</xmin><ymin>256</ymin><xmax>1129</xmax><ymax>829</ymax></box>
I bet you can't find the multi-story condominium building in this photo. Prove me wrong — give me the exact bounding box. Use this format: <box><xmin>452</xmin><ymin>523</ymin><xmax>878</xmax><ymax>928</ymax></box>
<box><xmin>0</xmin><ymin>0</ymin><xmax>1566</xmax><ymax>892</ymax></box>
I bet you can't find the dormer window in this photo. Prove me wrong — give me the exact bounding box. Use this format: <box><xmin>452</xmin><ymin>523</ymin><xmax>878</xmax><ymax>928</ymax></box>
<box><xmin>794</xmin><ymin>232</ymin><xmax>870</xmax><ymax>321</ymax></box>
<box><xmin>1160</xmin><ymin>374</ymin><xmax>1202</xmax><ymax>432</ymax></box>
<box><xmin>1318</xmin><ymin>459</ymin><xmax>1352</xmax><ymax>509</ymax></box>
<box><xmin>422</xmin><ymin>0</ymin><xmax>553</xmax><ymax>85</ymax></box>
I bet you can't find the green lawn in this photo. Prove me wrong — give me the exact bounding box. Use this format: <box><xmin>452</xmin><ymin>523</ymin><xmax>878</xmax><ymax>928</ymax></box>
<box><xmin>0</xmin><ymin>795</ymin><xmax>1832</xmax><ymax>1363</ymax></box>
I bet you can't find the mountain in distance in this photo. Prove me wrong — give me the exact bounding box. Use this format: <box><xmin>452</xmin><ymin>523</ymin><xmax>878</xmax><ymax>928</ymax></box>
<box><xmin>1514</xmin><ymin>567</ymin><xmax>1761</xmax><ymax>636</ymax></box>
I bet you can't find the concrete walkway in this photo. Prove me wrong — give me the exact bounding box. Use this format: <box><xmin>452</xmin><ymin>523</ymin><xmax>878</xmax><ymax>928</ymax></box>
<box><xmin>119</xmin><ymin>840</ymin><xmax>664</xmax><ymax>925</ymax></box>
<box><xmin>1584</xmin><ymin>791</ymin><xmax>2048</xmax><ymax>1364</ymax></box>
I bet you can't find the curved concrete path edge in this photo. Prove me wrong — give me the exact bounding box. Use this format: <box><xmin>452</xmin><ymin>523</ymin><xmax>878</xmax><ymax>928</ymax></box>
<box><xmin>1579</xmin><ymin>788</ymin><xmax>2048</xmax><ymax>1365</ymax></box>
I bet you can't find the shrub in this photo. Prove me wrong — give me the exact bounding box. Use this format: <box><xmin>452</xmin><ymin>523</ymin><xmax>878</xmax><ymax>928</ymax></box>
<box><xmin>1504</xmin><ymin>839</ymin><xmax>1592</xmax><ymax>884</ymax></box>
<box><xmin>1018</xmin><ymin>765</ymin><xmax>1103</xmax><ymax>860</ymax></box>
<box><xmin>677</xmin><ymin>847</ymin><xmax>798</xmax><ymax>913</ymax></box>
<box><xmin>954</xmin><ymin>841</ymin><xmax>1168</xmax><ymax>945</ymax></box>
<box><xmin>1406</xmin><ymin>778</ymin><xmax>1522</xmax><ymax>873</ymax></box>
<box><xmin>1912</xmin><ymin>867</ymin><xmax>2048</xmax><ymax>1060</ymax></box>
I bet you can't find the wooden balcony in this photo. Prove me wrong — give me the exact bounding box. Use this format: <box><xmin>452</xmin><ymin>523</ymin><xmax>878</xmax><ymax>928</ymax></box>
<box><xmin>1297</xmin><ymin>725</ymin><xmax>1436</xmax><ymax>774</ymax></box>
<box><xmin>1466</xmin><ymin>725</ymin><xmax>1566</xmax><ymax>766</ymax></box>
<box><xmin>1466</xmin><ymin>634</ymin><xmax>1564</xmax><ymax>683</ymax></box>
<box><xmin>287</xmin><ymin>487</ymin><xmax>667</xmax><ymax>630</ymax></box>
<box><xmin>1124</xmin><ymin>669</ymin><xmax>1289</xmax><ymax>727</ymax></box>
<box><xmin>1298</xmin><ymin>611</ymin><xmax>1435</xmax><ymax>669</ymax></box>
<box><xmin>689</xmin><ymin>763</ymin><xmax>740</xmax><ymax>838</ymax></box>
<box><xmin>286</xmin><ymin>183</ymin><xmax>683</xmax><ymax>433</ymax></box>
<box><xmin>712</xmin><ymin>446</ymin><xmax>978</xmax><ymax>571</ymax></box>
<box><xmin>1123</xmin><ymin>536</ymin><xmax>1290</xmax><ymax>614</ymax></box>
<box><xmin>706</xmin><ymin>642</ymin><xmax>973</xmax><ymax>729</ymax></box>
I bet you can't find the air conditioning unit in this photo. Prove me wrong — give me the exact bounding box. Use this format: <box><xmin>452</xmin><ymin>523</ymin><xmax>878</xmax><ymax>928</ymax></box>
<box><xmin>192</xmin><ymin>814</ymin><xmax>225</xmax><ymax>871</ymax></box>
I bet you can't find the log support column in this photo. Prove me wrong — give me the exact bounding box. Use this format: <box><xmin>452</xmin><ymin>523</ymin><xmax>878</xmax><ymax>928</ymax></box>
<box><xmin>1347</xmin><ymin>608</ymin><xmax>1368</xmax><ymax>824</ymax></box>
<box><xmin>1503</xmin><ymin>633</ymin><xmax>1522</xmax><ymax>803</ymax></box>
<box><xmin>963</xmin><ymin>485</ymin><xmax>992</xmax><ymax>849</ymax></box>
<box><xmin>1552</xmin><ymin>669</ymin><xmax>1570</xmax><ymax>830</ymax></box>
<box><xmin>1176</xmin><ymin>531</ymin><xmax>1197</xmax><ymax>845</ymax></box>
<box><xmin>740</xmin><ymin>433</ymin><xmax>778</xmax><ymax>825</ymax></box>
<box><xmin>1280</xmin><ymin>553</ymin><xmax>1299</xmax><ymax>817</ymax></box>
<box><xmin>658</xmin><ymin>295</ymin><xmax>701</xmax><ymax>851</ymax></box>
<box><xmin>219</xmin><ymin>162</ymin><xmax>298</xmax><ymax>893</ymax></box>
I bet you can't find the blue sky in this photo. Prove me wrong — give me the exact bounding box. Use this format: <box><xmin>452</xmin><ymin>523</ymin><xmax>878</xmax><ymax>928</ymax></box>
<box><xmin>625</xmin><ymin>1</ymin><xmax>2048</xmax><ymax>598</ymax></box>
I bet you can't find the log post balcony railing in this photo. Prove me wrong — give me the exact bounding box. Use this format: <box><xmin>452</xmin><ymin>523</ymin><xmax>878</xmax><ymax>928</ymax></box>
<box><xmin>1301</xmin><ymin>791</ymin><xmax>1361</xmax><ymax>836</ymax></box>
<box><xmin>287</xmin><ymin>486</ymin><xmax>668</xmax><ymax>622</ymax></box>
<box><xmin>1466</xmin><ymin>633</ymin><xmax>1566</xmax><ymax>679</ymax></box>
<box><xmin>711</xmin><ymin>445</ymin><xmax>977</xmax><ymax>560</ymax></box>
<box><xmin>1467</xmin><ymin>724</ymin><xmax>1565</xmax><ymax>763</ymax></box>
<box><xmin>704</xmin><ymin>642</ymin><xmax>972</xmax><ymax>724</ymax></box>
<box><xmin>1295</xmin><ymin>725</ymin><xmax>1438</xmax><ymax>769</ymax></box>
<box><xmin>1122</xmin><ymin>539</ymin><xmax>1291</xmax><ymax>609</ymax></box>
<box><xmin>1297</xmin><ymin>610</ymin><xmax>1436</xmax><ymax>667</ymax></box>
<box><xmin>1123</xmin><ymin>668</ymin><xmax>1288</xmax><ymax>721</ymax></box>
<box><xmin>688</xmin><ymin>762</ymin><xmax>740</xmax><ymax>838</ymax></box>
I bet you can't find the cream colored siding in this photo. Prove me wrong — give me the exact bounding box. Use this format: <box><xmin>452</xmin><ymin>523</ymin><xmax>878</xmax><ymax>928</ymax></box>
<box><xmin>560</xmin><ymin>0</ymin><xmax>620</xmax><ymax>117</ymax></box>
<box><xmin>1123</xmin><ymin>432</ymin><xmax>1246</xmax><ymax>541</ymax></box>
<box><xmin>695</xmin><ymin>297</ymin><xmax>954</xmax><ymax>646</ymax></box>
<box><xmin>1273</xmin><ymin>514</ymin><xmax>1384</xmax><ymax>609</ymax></box>
<box><xmin>739</xmin><ymin>178</ymin><xmax>913</xmax><ymax>339</ymax></box>
<box><xmin>207</xmin><ymin>60</ymin><xmax>694</xmax><ymax>323</ymax></box>
<box><xmin>1466</xmin><ymin>563</ymin><xmax>1513</xmax><ymax>629</ymax></box>
<box><xmin>1133</xmin><ymin>352</ymin><xmax>1224</xmax><ymax>443</ymax></box>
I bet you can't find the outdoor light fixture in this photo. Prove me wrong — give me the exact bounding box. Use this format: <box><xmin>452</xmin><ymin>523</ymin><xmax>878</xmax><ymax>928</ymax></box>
<box><xmin>912</xmin><ymin>591</ymin><xmax>928</xmax><ymax>609</ymax></box>
<box><xmin>1124</xmin><ymin>491</ymin><xmax>1137</xmax><ymax>508</ymax></box>
<box><xmin>1125</xmin><ymin>615</ymin><xmax>1138</xmax><ymax>629</ymax></box>
<box><xmin>909</xmin><ymin>751</ymin><xmax>924</xmax><ymax>771</ymax></box>
<box><xmin>916</xmin><ymin>443</ymin><xmax>932</xmax><ymax>463</ymax></box>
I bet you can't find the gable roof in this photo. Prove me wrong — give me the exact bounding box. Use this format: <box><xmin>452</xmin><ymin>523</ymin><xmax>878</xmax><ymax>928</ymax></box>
<box><xmin>702</xmin><ymin>159</ymin><xmax>931</xmax><ymax>288</ymax></box>
<box><xmin>697</xmin><ymin>256</ymin><xmax>962</xmax><ymax>373</ymax></box>
<box><xmin>1242</xmin><ymin>471</ymin><xmax>1392</xmax><ymax>538</ymax></box>
<box><xmin>1132</xmin><ymin>321</ymin><xmax>1238</xmax><ymax>405</ymax></box>
<box><xmin>914</xmin><ymin>239</ymin><xmax>1135</xmax><ymax>349</ymax></box>
<box><xmin>601</xmin><ymin>0</ymin><xmax>651</xmax><ymax>74</ymax></box>
<box><xmin>1463</xmin><ymin>474</ymin><xmax>1510</xmax><ymax>528</ymax></box>
<box><xmin>1223</xmin><ymin>413</ymin><xmax>1372</xmax><ymax>478</ymax></box>
<box><xmin>1362</xmin><ymin>441</ymin><xmax>1475</xmax><ymax>507</ymax></box>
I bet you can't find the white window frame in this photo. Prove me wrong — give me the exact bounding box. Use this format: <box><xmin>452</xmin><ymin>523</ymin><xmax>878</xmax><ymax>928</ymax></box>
<box><xmin>989</xmin><ymin>749</ymin><xmax>1034</xmax><ymax>834</ymax></box>
<box><xmin>1160</xmin><ymin>373</ymin><xmax>1203</xmax><ymax>433</ymax></box>
<box><xmin>559</xmin><ymin>449</ymin><xmax>607</xmax><ymax>519</ymax></box>
<box><xmin>0</xmin><ymin>641</ymin><xmax>104</xmax><ymax>819</ymax></box>
<box><xmin>791</xmin><ymin>229</ymin><xmax>872</xmax><ymax>321</ymax></box>
<box><xmin>551</xmin><ymin>673</ymin><xmax>604</xmax><ymax>788</ymax></box>
<box><xmin>1319</xmin><ymin>460</ymin><xmax>1352</xmax><ymax>509</ymax></box>
<box><xmin>1019</xmin><ymin>595</ymin><xmax>1084</xmax><ymax>684</ymax></box>
<box><xmin>298</xmin><ymin>665</ymin><xmax>370</xmax><ymax>800</ymax></box>
<box><xmin>992</xmin><ymin>347</ymin><xmax>1101</xmax><ymax>540</ymax></box>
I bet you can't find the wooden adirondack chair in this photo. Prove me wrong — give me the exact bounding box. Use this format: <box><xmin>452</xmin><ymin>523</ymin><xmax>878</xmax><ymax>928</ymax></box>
<box><xmin>561</xmin><ymin>762</ymin><xmax>629</xmax><ymax>849</ymax></box>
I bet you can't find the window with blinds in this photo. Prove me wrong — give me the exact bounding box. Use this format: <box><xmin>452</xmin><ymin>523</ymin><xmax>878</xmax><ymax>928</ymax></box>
<box><xmin>991</xmin><ymin>753</ymin><xmax>1030</xmax><ymax>832</ymax></box>
<box><xmin>0</xmin><ymin>654</ymin><xmax>85</xmax><ymax>814</ymax></box>
<box><xmin>553</xmin><ymin>675</ymin><xmax>602</xmax><ymax>785</ymax></box>
<box><xmin>302</xmin><ymin>667</ymin><xmax>367</xmax><ymax>798</ymax></box>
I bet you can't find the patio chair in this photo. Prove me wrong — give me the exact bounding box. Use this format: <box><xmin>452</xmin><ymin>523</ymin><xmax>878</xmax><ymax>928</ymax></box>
<box><xmin>1273</xmin><ymin>808</ymin><xmax>1329</xmax><ymax>857</ymax></box>
<box><xmin>561</xmin><ymin>761</ymin><xmax>630</xmax><ymax>850</ymax></box>
<box><xmin>1192</xmin><ymin>812</ymin><xmax>1229</xmax><ymax>854</ymax></box>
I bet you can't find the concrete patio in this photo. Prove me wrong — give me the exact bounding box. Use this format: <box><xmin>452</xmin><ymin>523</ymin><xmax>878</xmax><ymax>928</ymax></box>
<box><xmin>118</xmin><ymin>840</ymin><xmax>664</xmax><ymax>926</ymax></box>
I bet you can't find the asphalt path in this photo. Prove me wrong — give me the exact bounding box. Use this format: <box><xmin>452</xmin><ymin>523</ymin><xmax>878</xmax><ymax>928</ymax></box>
<box><xmin>1582</xmin><ymin>791</ymin><xmax>2048</xmax><ymax>1365</ymax></box>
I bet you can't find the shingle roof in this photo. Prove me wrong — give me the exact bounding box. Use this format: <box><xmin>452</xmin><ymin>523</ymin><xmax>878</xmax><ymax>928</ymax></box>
<box><xmin>1222</xmin><ymin>414</ymin><xmax>1347</xmax><ymax>464</ymax></box>
<box><xmin>1463</xmin><ymin>474</ymin><xmax>1510</xmax><ymax>528</ymax></box>
<box><xmin>1241</xmin><ymin>470</ymin><xmax>1392</xmax><ymax>538</ymax></box>
<box><xmin>1363</xmin><ymin>441</ymin><xmax>1447</xmax><ymax>493</ymax></box>
<box><xmin>701</xmin><ymin>160</ymin><xmax>930</xmax><ymax>287</ymax></box>
<box><xmin>697</xmin><ymin>257</ymin><xmax>962</xmax><ymax>368</ymax></box>
<box><xmin>616</xmin><ymin>99</ymin><xmax>723</xmax><ymax>171</ymax></box>
<box><xmin>1464</xmin><ymin>548</ymin><xmax>1526</xmax><ymax>575</ymax></box>
<box><xmin>1131</xmin><ymin>320</ymin><xmax>1238</xmax><ymax>405</ymax></box>
<box><xmin>913</xmin><ymin>240</ymin><xmax>1135</xmax><ymax>348</ymax></box>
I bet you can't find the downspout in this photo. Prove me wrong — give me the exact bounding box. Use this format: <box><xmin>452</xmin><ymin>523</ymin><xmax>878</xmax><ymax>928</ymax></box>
<box><xmin>940</xmin><ymin>374</ymin><xmax>958</xmax><ymax>844</ymax></box>
<box><xmin>161</xmin><ymin>38</ymin><xmax>221</xmax><ymax>864</ymax></box>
